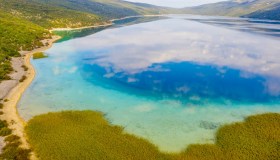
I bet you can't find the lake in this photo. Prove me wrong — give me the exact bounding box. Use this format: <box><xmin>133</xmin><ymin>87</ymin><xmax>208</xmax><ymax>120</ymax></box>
<box><xmin>19</xmin><ymin>15</ymin><xmax>280</xmax><ymax>152</ymax></box>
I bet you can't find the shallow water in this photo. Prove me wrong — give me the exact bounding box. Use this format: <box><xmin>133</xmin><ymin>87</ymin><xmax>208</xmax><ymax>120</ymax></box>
<box><xmin>19</xmin><ymin>15</ymin><xmax>280</xmax><ymax>152</ymax></box>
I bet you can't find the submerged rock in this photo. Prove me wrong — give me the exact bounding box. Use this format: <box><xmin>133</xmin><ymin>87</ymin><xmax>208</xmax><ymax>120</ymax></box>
<box><xmin>199</xmin><ymin>121</ymin><xmax>221</xmax><ymax>130</ymax></box>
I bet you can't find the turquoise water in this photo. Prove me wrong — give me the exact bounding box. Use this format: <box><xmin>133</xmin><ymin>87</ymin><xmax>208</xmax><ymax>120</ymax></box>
<box><xmin>19</xmin><ymin>15</ymin><xmax>280</xmax><ymax>152</ymax></box>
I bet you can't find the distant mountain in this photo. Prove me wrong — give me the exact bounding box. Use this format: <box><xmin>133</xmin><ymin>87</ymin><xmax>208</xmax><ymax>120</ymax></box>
<box><xmin>31</xmin><ymin>0</ymin><xmax>172</xmax><ymax>19</ymax></box>
<box><xmin>182</xmin><ymin>0</ymin><xmax>280</xmax><ymax>20</ymax></box>
<box><xmin>243</xmin><ymin>4</ymin><xmax>280</xmax><ymax>20</ymax></box>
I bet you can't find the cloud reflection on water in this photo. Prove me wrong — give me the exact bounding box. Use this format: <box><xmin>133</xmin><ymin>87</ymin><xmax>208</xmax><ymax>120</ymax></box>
<box><xmin>51</xmin><ymin>16</ymin><xmax>280</xmax><ymax>99</ymax></box>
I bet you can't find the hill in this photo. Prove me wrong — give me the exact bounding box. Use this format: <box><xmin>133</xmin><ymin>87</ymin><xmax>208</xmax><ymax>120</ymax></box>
<box><xmin>0</xmin><ymin>11</ymin><xmax>51</xmax><ymax>81</ymax></box>
<box><xmin>0</xmin><ymin>0</ymin><xmax>103</xmax><ymax>29</ymax></box>
<box><xmin>182</xmin><ymin>0</ymin><xmax>280</xmax><ymax>20</ymax></box>
<box><xmin>243</xmin><ymin>4</ymin><xmax>280</xmax><ymax>20</ymax></box>
<box><xmin>32</xmin><ymin>0</ymin><xmax>172</xmax><ymax>19</ymax></box>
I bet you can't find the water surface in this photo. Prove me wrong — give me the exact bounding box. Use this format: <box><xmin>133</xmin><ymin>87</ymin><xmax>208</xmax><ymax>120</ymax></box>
<box><xmin>19</xmin><ymin>15</ymin><xmax>280</xmax><ymax>152</ymax></box>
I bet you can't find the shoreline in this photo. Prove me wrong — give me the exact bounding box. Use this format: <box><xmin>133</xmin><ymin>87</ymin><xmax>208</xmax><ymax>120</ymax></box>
<box><xmin>50</xmin><ymin>22</ymin><xmax>113</xmax><ymax>32</ymax></box>
<box><xmin>0</xmin><ymin>14</ymin><xmax>165</xmax><ymax>157</ymax></box>
<box><xmin>50</xmin><ymin>14</ymin><xmax>166</xmax><ymax>32</ymax></box>
<box><xmin>0</xmin><ymin>35</ymin><xmax>61</xmax><ymax>159</ymax></box>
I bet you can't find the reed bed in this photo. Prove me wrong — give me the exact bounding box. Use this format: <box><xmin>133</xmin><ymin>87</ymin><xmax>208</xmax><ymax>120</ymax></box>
<box><xmin>26</xmin><ymin>111</ymin><xmax>280</xmax><ymax>160</ymax></box>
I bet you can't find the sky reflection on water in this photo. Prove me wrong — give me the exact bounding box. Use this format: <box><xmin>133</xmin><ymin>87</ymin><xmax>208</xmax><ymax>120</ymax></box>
<box><xmin>19</xmin><ymin>15</ymin><xmax>280</xmax><ymax>152</ymax></box>
<box><xmin>70</xmin><ymin>16</ymin><xmax>280</xmax><ymax>101</ymax></box>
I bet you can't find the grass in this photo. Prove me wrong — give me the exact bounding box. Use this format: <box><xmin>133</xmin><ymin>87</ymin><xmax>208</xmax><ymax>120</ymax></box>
<box><xmin>26</xmin><ymin>111</ymin><xmax>169</xmax><ymax>160</ymax></box>
<box><xmin>33</xmin><ymin>52</ymin><xmax>48</xmax><ymax>59</ymax></box>
<box><xmin>25</xmin><ymin>111</ymin><xmax>280</xmax><ymax>160</ymax></box>
<box><xmin>178</xmin><ymin>113</ymin><xmax>280</xmax><ymax>160</ymax></box>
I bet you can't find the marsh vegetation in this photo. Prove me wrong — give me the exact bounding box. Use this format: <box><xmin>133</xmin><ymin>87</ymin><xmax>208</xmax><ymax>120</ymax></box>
<box><xmin>26</xmin><ymin>111</ymin><xmax>280</xmax><ymax>160</ymax></box>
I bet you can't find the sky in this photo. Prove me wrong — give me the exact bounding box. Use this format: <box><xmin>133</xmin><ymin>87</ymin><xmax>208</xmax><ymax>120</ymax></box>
<box><xmin>126</xmin><ymin>0</ymin><xmax>226</xmax><ymax>8</ymax></box>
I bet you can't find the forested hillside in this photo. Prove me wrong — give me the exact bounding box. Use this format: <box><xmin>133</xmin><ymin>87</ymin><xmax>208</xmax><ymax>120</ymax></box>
<box><xmin>32</xmin><ymin>0</ymin><xmax>172</xmax><ymax>19</ymax></box>
<box><xmin>0</xmin><ymin>12</ymin><xmax>51</xmax><ymax>81</ymax></box>
<box><xmin>243</xmin><ymin>4</ymin><xmax>280</xmax><ymax>20</ymax></box>
<box><xmin>182</xmin><ymin>0</ymin><xmax>280</xmax><ymax>20</ymax></box>
<box><xmin>0</xmin><ymin>0</ymin><xmax>103</xmax><ymax>28</ymax></box>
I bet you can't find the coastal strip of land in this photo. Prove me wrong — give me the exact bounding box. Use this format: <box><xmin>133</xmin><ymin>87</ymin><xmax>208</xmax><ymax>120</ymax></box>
<box><xmin>50</xmin><ymin>15</ymin><xmax>166</xmax><ymax>31</ymax></box>
<box><xmin>0</xmin><ymin>35</ymin><xmax>61</xmax><ymax>159</ymax></box>
<box><xmin>0</xmin><ymin>14</ymin><xmax>165</xmax><ymax>158</ymax></box>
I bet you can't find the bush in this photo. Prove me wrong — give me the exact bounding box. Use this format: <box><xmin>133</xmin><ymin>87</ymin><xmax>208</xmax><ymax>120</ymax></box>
<box><xmin>5</xmin><ymin>135</ymin><xmax>20</xmax><ymax>143</ymax></box>
<box><xmin>0</xmin><ymin>120</ymin><xmax>8</xmax><ymax>129</ymax></box>
<box><xmin>0</xmin><ymin>127</ymin><xmax>12</xmax><ymax>136</ymax></box>
<box><xmin>21</xmin><ymin>65</ymin><xmax>28</xmax><ymax>71</ymax></box>
<box><xmin>0</xmin><ymin>103</ymin><xmax>3</xmax><ymax>109</ymax></box>
<box><xmin>19</xmin><ymin>75</ymin><xmax>27</xmax><ymax>83</ymax></box>
<box><xmin>0</xmin><ymin>136</ymin><xmax>31</xmax><ymax>160</ymax></box>
<box><xmin>33</xmin><ymin>52</ymin><xmax>48</xmax><ymax>59</ymax></box>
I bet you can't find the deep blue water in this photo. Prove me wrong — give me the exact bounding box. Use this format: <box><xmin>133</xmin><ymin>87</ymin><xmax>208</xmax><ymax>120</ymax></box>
<box><xmin>19</xmin><ymin>15</ymin><xmax>280</xmax><ymax>152</ymax></box>
<box><xmin>82</xmin><ymin>61</ymin><xmax>274</xmax><ymax>103</ymax></box>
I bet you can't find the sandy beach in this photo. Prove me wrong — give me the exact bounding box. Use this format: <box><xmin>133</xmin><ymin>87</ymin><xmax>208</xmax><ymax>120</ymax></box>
<box><xmin>50</xmin><ymin>22</ymin><xmax>113</xmax><ymax>31</ymax></box>
<box><xmin>0</xmin><ymin>15</ymin><xmax>165</xmax><ymax>158</ymax></box>
<box><xmin>0</xmin><ymin>19</ymin><xmax>123</xmax><ymax>158</ymax></box>
<box><xmin>0</xmin><ymin>35</ymin><xmax>61</xmax><ymax>159</ymax></box>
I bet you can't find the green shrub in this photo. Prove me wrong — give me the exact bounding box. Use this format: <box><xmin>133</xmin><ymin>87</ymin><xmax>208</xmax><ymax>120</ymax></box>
<box><xmin>0</xmin><ymin>137</ymin><xmax>31</xmax><ymax>160</ymax></box>
<box><xmin>0</xmin><ymin>103</ymin><xmax>3</xmax><ymax>109</ymax></box>
<box><xmin>33</xmin><ymin>52</ymin><xmax>48</xmax><ymax>59</ymax></box>
<box><xmin>5</xmin><ymin>135</ymin><xmax>20</xmax><ymax>143</ymax></box>
<box><xmin>19</xmin><ymin>75</ymin><xmax>27</xmax><ymax>83</ymax></box>
<box><xmin>0</xmin><ymin>120</ymin><xmax>8</xmax><ymax>129</ymax></box>
<box><xmin>0</xmin><ymin>127</ymin><xmax>12</xmax><ymax>136</ymax></box>
<box><xmin>21</xmin><ymin>65</ymin><xmax>28</xmax><ymax>71</ymax></box>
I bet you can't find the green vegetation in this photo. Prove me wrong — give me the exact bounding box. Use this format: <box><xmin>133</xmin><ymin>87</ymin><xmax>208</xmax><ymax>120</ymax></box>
<box><xmin>21</xmin><ymin>65</ymin><xmax>28</xmax><ymax>71</ymax></box>
<box><xmin>0</xmin><ymin>0</ymin><xmax>171</xmax><ymax>83</ymax></box>
<box><xmin>182</xmin><ymin>0</ymin><xmax>280</xmax><ymax>20</ymax></box>
<box><xmin>178</xmin><ymin>113</ymin><xmax>280</xmax><ymax>160</ymax></box>
<box><xmin>0</xmin><ymin>11</ymin><xmax>50</xmax><ymax>82</ymax></box>
<box><xmin>0</xmin><ymin>0</ymin><xmax>103</xmax><ymax>29</ymax></box>
<box><xmin>0</xmin><ymin>135</ymin><xmax>31</xmax><ymax>160</ymax></box>
<box><xmin>26</xmin><ymin>111</ymin><xmax>280</xmax><ymax>160</ymax></box>
<box><xmin>33</xmin><ymin>52</ymin><xmax>48</xmax><ymax>59</ymax></box>
<box><xmin>0</xmin><ymin>113</ymin><xmax>31</xmax><ymax>159</ymax></box>
<box><xmin>33</xmin><ymin>0</ymin><xmax>172</xmax><ymax>19</ymax></box>
<box><xmin>0</xmin><ymin>120</ymin><xmax>11</xmax><ymax>136</ymax></box>
<box><xmin>19</xmin><ymin>75</ymin><xmax>27</xmax><ymax>83</ymax></box>
<box><xmin>26</xmin><ymin>111</ymin><xmax>169</xmax><ymax>160</ymax></box>
<box><xmin>244</xmin><ymin>5</ymin><xmax>280</xmax><ymax>20</ymax></box>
